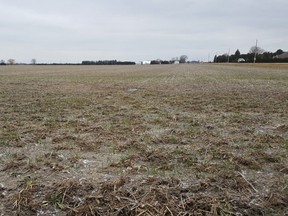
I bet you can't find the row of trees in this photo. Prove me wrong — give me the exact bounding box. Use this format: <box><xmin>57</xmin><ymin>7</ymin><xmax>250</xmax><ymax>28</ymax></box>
<box><xmin>214</xmin><ymin>48</ymin><xmax>287</xmax><ymax>63</ymax></box>
<box><xmin>3</xmin><ymin>49</ymin><xmax>286</xmax><ymax>65</ymax></box>
<box><xmin>0</xmin><ymin>59</ymin><xmax>37</xmax><ymax>65</ymax></box>
<box><xmin>1</xmin><ymin>59</ymin><xmax>16</xmax><ymax>65</ymax></box>
<box><xmin>1</xmin><ymin>59</ymin><xmax>137</xmax><ymax>65</ymax></box>
<box><xmin>82</xmin><ymin>55</ymin><xmax>190</xmax><ymax>65</ymax></box>
<box><xmin>150</xmin><ymin>55</ymin><xmax>189</xmax><ymax>64</ymax></box>
<box><xmin>82</xmin><ymin>60</ymin><xmax>136</xmax><ymax>65</ymax></box>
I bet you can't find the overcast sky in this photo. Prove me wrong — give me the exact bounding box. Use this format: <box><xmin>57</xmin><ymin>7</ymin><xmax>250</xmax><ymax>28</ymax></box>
<box><xmin>1</xmin><ymin>0</ymin><xmax>287</xmax><ymax>63</ymax></box>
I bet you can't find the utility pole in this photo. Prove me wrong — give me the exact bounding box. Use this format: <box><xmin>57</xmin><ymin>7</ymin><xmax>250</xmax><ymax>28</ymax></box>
<box><xmin>227</xmin><ymin>48</ymin><xmax>230</xmax><ymax>63</ymax></box>
<box><xmin>254</xmin><ymin>39</ymin><xmax>258</xmax><ymax>63</ymax></box>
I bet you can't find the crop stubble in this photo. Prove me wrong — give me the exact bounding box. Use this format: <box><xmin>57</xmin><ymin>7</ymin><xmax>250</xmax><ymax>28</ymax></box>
<box><xmin>0</xmin><ymin>64</ymin><xmax>287</xmax><ymax>215</ymax></box>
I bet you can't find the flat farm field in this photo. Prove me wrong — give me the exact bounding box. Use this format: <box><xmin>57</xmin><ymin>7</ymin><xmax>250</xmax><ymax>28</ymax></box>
<box><xmin>0</xmin><ymin>64</ymin><xmax>287</xmax><ymax>215</ymax></box>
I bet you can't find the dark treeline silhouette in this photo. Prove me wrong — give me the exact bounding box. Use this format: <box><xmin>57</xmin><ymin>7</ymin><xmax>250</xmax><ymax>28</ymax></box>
<box><xmin>214</xmin><ymin>49</ymin><xmax>288</xmax><ymax>63</ymax></box>
<box><xmin>149</xmin><ymin>55</ymin><xmax>199</xmax><ymax>64</ymax></box>
<box><xmin>36</xmin><ymin>63</ymin><xmax>81</xmax><ymax>65</ymax></box>
<box><xmin>150</xmin><ymin>60</ymin><xmax>170</xmax><ymax>64</ymax></box>
<box><xmin>82</xmin><ymin>60</ymin><xmax>135</xmax><ymax>65</ymax></box>
<box><xmin>150</xmin><ymin>60</ymin><xmax>199</xmax><ymax>64</ymax></box>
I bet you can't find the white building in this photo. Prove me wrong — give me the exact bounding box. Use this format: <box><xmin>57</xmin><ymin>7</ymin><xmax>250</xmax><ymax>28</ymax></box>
<box><xmin>277</xmin><ymin>52</ymin><xmax>288</xmax><ymax>59</ymax></box>
<box><xmin>141</xmin><ymin>61</ymin><xmax>151</xmax><ymax>65</ymax></box>
<box><xmin>237</xmin><ymin>58</ymin><xmax>245</xmax><ymax>63</ymax></box>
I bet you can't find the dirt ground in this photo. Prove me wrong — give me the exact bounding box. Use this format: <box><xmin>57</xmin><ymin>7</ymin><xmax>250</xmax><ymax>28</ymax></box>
<box><xmin>0</xmin><ymin>64</ymin><xmax>287</xmax><ymax>215</ymax></box>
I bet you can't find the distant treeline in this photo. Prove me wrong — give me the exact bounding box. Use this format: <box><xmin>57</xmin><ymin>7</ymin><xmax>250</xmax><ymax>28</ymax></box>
<box><xmin>151</xmin><ymin>60</ymin><xmax>170</xmax><ymax>64</ymax></box>
<box><xmin>150</xmin><ymin>60</ymin><xmax>199</xmax><ymax>64</ymax></box>
<box><xmin>82</xmin><ymin>60</ymin><xmax>136</xmax><ymax>65</ymax></box>
<box><xmin>214</xmin><ymin>49</ymin><xmax>288</xmax><ymax>63</ymax></box>
<box><xmin>0</xmin><ymin>63</ymin><xmax>83</xmax><ymax>66</ymax></box>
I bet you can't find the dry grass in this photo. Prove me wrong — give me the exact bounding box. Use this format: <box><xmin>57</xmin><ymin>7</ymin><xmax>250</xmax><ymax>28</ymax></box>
<box><xmin>0</xmin><ymin>64</ymin><xmax>287</xmax><ymax>215</ymax></box>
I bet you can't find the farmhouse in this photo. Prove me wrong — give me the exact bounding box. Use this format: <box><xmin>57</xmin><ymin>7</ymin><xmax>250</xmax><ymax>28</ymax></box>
<box><xmin>237</xmin><ymin>58</ymin><xmax>245</xmax><ymax>63</ymax></box>
<box><xmin>277</xmin><ymin>52</ymin><xmax>288</xmax><ymax>59</ymax></box>
<box><xmin>141</xmin><ymin>61</ymin><xmax>151</xmax><ymax>65</ymax></box>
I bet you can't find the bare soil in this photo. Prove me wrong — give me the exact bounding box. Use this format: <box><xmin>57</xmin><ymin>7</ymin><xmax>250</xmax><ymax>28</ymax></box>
<box><xmin>0</xmin><ymin>64</ymin><xmax>287</xmax><ymax>215</ymax></box>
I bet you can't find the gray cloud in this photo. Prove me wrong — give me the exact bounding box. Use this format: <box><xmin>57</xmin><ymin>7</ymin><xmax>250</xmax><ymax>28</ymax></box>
<box><xmin>1</xmin><ymin>0</ymin><xmax>287</xmax><ymax>63</ymax></box>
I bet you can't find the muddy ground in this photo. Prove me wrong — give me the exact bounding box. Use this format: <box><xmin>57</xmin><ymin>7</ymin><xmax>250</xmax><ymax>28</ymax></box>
<box><xmin>0</xmin><ymin>64</ymin><xmax>287</xmax><ymax>215</ymax></box>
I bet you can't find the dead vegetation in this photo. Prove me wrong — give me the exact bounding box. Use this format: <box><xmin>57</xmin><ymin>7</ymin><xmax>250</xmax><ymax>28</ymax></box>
<box><xmin>4</xmin><ymin>174</ymin><xmax>287</xmax><ymax>216</ymax></box>
<box><xmin>0</xmin><ymin>64</ymin><xmax>287</xmax><ymax>215</ymax></box>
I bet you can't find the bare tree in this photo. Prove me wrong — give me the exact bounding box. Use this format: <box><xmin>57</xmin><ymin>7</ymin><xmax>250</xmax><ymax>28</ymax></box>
<box><xmin>170</xmin><ymin>57</ymin><xmax>179</xmax><ymax>64</ymax></box>
<box><xmin>31</xmin><ymin>59</ymin><xmax>37</xmax><ymax>65</ymax></box>
<box><xmin>7</xmin><ymin>59</ymin><xmax>16</xmax><ymax>65</ymax></box>
<box><xmin>249</xmin><ymin>46</ymin><xmax>264</xmax><ymax>54</ymax></box>
<box><xmin>180</xmin><ymin>55</ymin><xmax>188</xmax><ymax>63</ymax></box>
